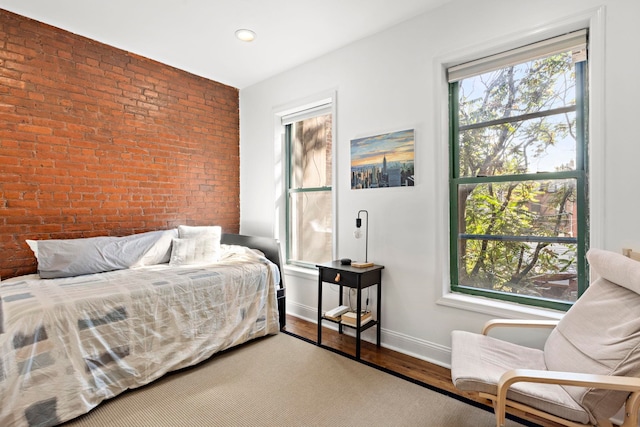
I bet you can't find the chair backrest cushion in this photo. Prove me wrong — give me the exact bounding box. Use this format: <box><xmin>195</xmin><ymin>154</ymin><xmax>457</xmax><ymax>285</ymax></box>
<box><xmin>544</xmin><ymin>248</ymin><xmax>640</xmax><ymax>420</ymax></box>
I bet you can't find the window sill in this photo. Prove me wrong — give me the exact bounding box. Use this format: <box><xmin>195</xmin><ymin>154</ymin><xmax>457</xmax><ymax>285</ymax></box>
<box><xmin>437</xmin><ymin>292</ymin><xmax>565</xmax><ymax>321</ymax></box>
<box><xmin>282</xmin><ymin>264</ymin><xmax>318</xmax><ymax>281</ymax></box>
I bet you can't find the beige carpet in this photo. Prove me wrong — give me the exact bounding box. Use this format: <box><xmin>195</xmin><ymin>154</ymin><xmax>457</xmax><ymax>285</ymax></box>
<box><xmin>63</xmin><ymin>333</ymin><xmax>530</xmax><ymax>427</ymax></box>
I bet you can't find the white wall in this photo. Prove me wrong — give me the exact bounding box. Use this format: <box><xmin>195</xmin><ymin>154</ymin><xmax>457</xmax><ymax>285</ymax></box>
<box><xmin>239</xmin><ymin>0</ymin><xmax>640</xmax><ymax>367</ymax></box>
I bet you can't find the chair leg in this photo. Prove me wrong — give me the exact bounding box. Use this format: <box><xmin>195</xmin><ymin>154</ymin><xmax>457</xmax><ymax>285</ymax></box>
<box><xmin>477</xmin><ymin>393</ymin><xmax>503</xmax><ymax>427</ymax></box>
<box><xmin>620</xmin><ymin>392</ymin><xmax>640</xmax><ymax>427</ymax></box>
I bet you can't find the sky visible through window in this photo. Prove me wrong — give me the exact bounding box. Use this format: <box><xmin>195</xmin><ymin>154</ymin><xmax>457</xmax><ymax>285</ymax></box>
<box><xmin>459</xmin><ymin>52</ymin><xmax>577</xmax><ymax>174</ymax></box>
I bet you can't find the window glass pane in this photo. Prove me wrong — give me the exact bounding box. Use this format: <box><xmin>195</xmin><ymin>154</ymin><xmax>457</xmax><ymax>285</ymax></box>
<box><xmin>290</xmin><ymin>114</ymin><xmax>332</xmax><ymax>189</ymax></box>
<box><xmin>457</xmin><ymin>51</ymin><xmax>578</xmax><ymax>178</ymax></box>
<box><xmin>458</xmin><ymin>52</ymin><xmax>576</xmax><ymax>127</ymax></box>
<box><xmin>459</xmin><ymin>113</ymin><xmax>577</xmax><ymax>177</ymax></box>
<box><xmin>289</xmin><ymin>191</ymin><xmax>332</xmax><ymax>264</ymax></box>
<box><xmin>459</xmin><ymin>179</ymin><xmax>577</xmax><ymax>239</ymax></box>
<box><xmin>458</xmin><ymin>240</ymin><xmax>578</xmax><ymax>302</ymax></box>
<box><xmin>457</xmin><ymin>178</ymin><xmax>578</xmax><ymax>303</ymax></box>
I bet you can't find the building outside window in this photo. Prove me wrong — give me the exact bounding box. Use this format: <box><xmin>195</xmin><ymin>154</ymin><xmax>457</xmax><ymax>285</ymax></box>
<box><xmin>448</xmin><ymin>30</ymin><xmax>589</xmax><ymax>311</ymax></box>
<box><xmin>283</xmin><ymin>103</ymin><xmax>333</xmax><ymax>267</ymax></box>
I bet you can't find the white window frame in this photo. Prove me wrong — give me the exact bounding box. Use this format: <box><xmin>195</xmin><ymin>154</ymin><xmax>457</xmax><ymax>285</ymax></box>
<box><xmin>434</xmin><ymin>7</ymin><xmax>605</xmax><ymax>320</ymax></box>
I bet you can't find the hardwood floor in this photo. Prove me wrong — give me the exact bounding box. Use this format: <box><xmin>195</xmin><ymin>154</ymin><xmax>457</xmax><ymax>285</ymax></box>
<box><xmin>284</xmin><ymin>314</ymin><xmax>562</xmax><ymax>427</ymax></box>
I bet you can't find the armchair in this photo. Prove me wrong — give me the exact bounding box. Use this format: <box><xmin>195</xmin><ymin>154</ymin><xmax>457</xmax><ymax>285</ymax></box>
<box><xmin>451</xmin><ymin>248</ymin><xmax>640</xmax><ymax>427</ymax></box>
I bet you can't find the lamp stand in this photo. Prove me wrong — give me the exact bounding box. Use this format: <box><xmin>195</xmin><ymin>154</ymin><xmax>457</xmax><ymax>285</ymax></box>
<box><xmin>353</xmin><ymin>209</ymin><xmax>373</xmax><ymax>268</ymax></box>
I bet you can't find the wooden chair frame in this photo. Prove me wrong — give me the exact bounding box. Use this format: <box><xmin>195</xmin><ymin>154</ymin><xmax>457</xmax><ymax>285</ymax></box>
<box><xmin>479</xmin><ymin>249</ymin><xmax>640</xmax><ymax>427</ymax></box>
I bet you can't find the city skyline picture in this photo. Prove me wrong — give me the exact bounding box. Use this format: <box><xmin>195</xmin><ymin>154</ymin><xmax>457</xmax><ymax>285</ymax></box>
<box><xmin>351</xmin><ymin>128</ymin><xmax>415</xmax><ymax>189</ymax></box>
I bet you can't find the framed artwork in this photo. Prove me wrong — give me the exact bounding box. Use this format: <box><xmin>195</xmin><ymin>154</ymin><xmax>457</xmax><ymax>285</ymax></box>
<box><xmin>350</xmin><ymin>128</ymin><xmax>415</xmax><ymax>189</ymax></box>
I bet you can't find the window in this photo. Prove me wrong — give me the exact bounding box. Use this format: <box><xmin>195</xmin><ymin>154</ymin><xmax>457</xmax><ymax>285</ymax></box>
<box><xmin>283</xmin><ymin>102</ymin><xmax>333</xmax><ymax>267</ymax></box>
<box><xmin>448</xmin><ymin>30</ymin><xmax>589</xmax><ymax>311</ymax></box>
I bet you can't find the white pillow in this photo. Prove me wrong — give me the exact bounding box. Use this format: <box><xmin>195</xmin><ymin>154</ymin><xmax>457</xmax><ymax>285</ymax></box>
<box><xmin>169</xmin><ymin>237</ymin><xmax>221</xmax><ymax>266</ymax></box>
<box><xmin>176</xmin><ymin>225</ymin><xmax>222</xmax><ymax>262</ymax></box>
<box><xmin>178</xmin><ymin>225</ymin><xmax>222</xmax><ymax>241</ymax></box>
<box><xmin>27</xmin><ymin>230</ymin><xmax>177</xmax><ymax>278</ymax></box>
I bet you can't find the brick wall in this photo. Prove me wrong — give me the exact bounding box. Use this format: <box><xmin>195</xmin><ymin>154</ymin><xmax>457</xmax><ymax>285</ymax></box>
<box><xmin>0</xmin><ymin>10</ymin><xmax>240</xmax><ymax>279</ymax></box>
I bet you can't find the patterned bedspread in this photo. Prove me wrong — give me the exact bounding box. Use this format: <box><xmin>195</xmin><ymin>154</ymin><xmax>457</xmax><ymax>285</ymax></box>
<box><xmin>0</xmin><ymin>246</ymin><xmax>280</xmax><ymax>427</ymax></box>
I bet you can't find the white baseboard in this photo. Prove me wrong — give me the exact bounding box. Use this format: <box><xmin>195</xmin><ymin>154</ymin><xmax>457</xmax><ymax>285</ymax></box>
<box><xmin>285</xmin><ymin>303</ymin><xmax>452</xmax><ymax>369</ymax></box>
<box><xmin>286</xmin><ymin>300</ymin><xmax>317</xmax><ymax>324</ymax></box>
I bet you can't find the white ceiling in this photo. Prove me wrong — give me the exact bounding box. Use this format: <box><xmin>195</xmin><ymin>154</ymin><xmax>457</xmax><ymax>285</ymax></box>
<box><xmin>0</xmin><ymin>0</ymin><xmax>449</xmax><ymax>89</ymax></box>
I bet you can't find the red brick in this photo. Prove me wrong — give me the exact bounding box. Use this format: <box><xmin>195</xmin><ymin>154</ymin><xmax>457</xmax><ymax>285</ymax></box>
<box><xmin>0</xmin><ymin>9</ymin><xmax>239</xmax><ymax>278</ymax></box>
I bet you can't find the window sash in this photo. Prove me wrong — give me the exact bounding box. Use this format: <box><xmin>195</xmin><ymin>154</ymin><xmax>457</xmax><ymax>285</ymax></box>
<box><xmin>286</xmin><ymin>187</ymin><xmax>332</xmax><ymax>268</ymax></box>
<box><xmin>458</xmin><ymin>105</ymin><xmax>576</xmax><ymax>132</ymax></box>
<box><xmin>285</xmin><ymin>113</ymin><xmax>333</xmax><ymax>267</ymax></box>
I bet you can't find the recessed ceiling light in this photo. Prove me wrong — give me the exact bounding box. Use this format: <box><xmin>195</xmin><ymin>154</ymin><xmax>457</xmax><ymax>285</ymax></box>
<box><xmin>235</xmin><ymin>29</ymin><xmax>256</xmax><ymax>42</ymax></box>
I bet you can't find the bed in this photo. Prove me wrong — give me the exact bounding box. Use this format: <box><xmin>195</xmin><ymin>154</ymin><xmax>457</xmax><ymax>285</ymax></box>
<box><xmin>0</xmin><ymin>229</ymin><xmax>286</xmax><ymax>427</ymax></box>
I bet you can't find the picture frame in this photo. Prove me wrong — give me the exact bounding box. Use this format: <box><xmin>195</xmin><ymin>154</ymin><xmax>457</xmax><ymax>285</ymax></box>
<box><xmin>350</xmin><ymin>129</ymin><xmax>415</xmax><ymax>189</ymax></box>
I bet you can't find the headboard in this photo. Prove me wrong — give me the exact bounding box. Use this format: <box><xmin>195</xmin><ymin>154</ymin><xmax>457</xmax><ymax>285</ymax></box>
<box><xmin>221</xmin><ymin>233</ymin><xmax>286</xmax><ymax>329</ymax></box>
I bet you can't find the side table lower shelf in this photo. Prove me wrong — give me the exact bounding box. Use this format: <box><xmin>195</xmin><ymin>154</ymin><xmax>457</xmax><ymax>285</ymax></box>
<box><xmin>321</xmin><ymin>316</ymin><xmax>378</xmax><ymax>332</ymax></box>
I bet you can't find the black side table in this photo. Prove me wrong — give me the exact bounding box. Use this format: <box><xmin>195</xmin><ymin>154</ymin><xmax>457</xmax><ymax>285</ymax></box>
<box><xmin>316</xmin><ymin>261</ymin><xmax>384</xmax><ymax>359</ymax></box>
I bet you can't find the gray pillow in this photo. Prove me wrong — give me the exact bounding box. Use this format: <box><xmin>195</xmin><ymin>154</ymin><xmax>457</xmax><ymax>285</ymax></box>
<box><xmin>27</xmin><ymin>229</ymin><xmax>177</xmax><ymax>278</ymax></box>
<box><xmin>131</xmin><ymin>229</ymin><xmax>178</xmax><ymax>266</ymax></box>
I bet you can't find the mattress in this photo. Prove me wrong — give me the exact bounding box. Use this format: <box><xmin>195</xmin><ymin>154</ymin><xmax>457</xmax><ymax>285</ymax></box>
<box><xmin>0</xmin><ymin>245</ymin><xmax>280</xmax><ymax>427</ymax></box>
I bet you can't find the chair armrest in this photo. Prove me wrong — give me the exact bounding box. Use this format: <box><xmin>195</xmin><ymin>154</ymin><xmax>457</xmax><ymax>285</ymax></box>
<box><xmin>482</xmin><ymin>319</ymin><xmax>559</xmax><ymax>335</ymax></box>
<box><xmin>495</xmin><ymin>369</ymin><xmax>640</xmax><ymax>427</ymax></box>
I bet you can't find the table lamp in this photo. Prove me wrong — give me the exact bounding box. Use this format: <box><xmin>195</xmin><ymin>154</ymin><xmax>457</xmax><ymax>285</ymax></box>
<box><xmin>353</xmin><ymin>210</ymin><xmax>373</xmax><ymax>268</ymax></box>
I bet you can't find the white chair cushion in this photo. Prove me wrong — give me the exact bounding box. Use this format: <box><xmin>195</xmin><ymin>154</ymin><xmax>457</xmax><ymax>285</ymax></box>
<box><xmin>452</xmin><ymin>330</ymin><xmax>589</xmax><ymax>424</ymax></box>
<box><xmin>544</xmin><ymin>248</ymin><xmax>640</xmax><ymax>421</ymax></box>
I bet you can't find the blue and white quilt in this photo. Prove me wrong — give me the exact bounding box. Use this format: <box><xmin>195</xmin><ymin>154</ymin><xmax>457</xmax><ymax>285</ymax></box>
<box><xmin>0</xmin><ymin>246</ymin><xmax>280</xmax><ymax>427</ymax></box>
